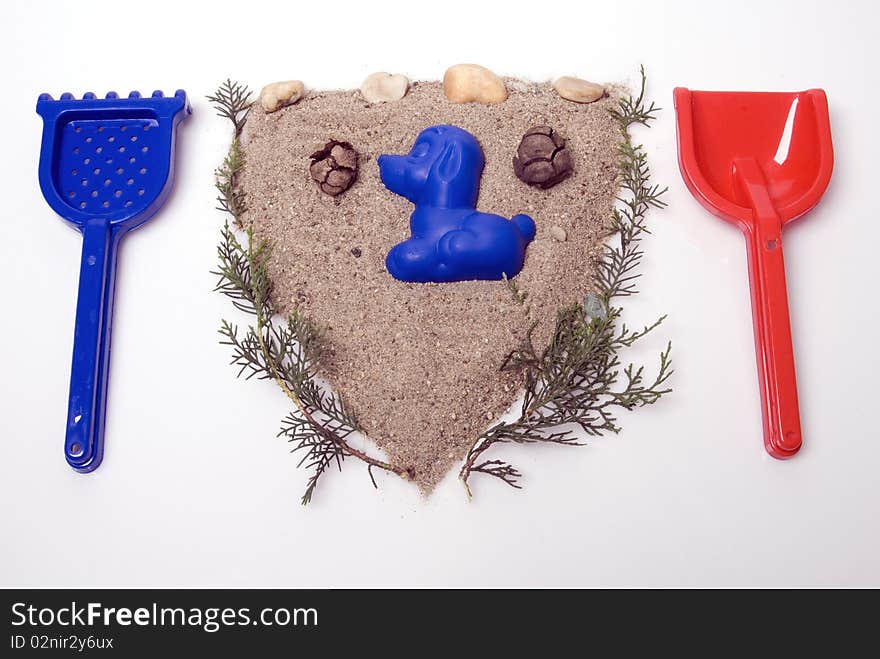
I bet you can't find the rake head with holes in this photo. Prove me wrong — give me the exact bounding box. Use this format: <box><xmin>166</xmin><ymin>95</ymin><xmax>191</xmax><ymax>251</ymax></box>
<box><xmin>36</xmin><ymin>89</ymin><xmax>190</xmax><ymax>472</ymax></box>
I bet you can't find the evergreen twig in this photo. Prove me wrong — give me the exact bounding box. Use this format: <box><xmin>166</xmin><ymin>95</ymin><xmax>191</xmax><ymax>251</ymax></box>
<box><xmin>459</xmin><ymin>67</ymin><xmax>673</xmax><ymax>497</ymax></box>
<box><xmin>609</xmin><ymin>64</ymin><xmax>661</xmax><ymax>129</ymax></box>
<box><xmin>207</xmin><ymin>79</ymin><xmax>252</xmax><ymax>136</ymax></box>
<box><xmin>209</xmin><ymin>81</ymin><xmax>407</xmax><ymax>505</ymax></box>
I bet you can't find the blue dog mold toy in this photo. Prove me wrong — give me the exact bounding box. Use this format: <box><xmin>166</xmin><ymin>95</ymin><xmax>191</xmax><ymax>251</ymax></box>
<box><xmin>379</xmin><ymin>125</ymin><xmax>535</xmax><ymax>283</ymax></box>
<box><xmin>36</xmin><ymin>89</ymin><xmax>191</xmax><ymax>473</ymax></box>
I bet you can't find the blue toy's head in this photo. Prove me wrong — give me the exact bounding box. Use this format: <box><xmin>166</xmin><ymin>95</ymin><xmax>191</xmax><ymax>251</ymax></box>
<box><xmin>378</xmin><ymin>125</ymin><xmax>484</xmax><ymax>208</ymax></box>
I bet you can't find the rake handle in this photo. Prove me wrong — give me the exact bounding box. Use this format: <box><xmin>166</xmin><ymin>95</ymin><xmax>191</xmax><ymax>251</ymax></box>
<box><xmin>735</xmin><ymin>158</ymin><xmax>802</xmax><ymax>458</ymax></box>
<box><xmin>65</xmin><ymin>218</ymin><xmax>122</xmax><ymax>472</ymax></box>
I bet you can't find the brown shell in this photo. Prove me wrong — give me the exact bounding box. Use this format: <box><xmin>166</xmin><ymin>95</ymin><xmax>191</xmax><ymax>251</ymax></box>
<box><xmin>512</xmin><ymin>125</ymin><xmax>573</xmax><ymax>190</ymax></box>
<box><xmin>309</xmin><ymin>140</ymin><xmax>359</xmax><ymax>196</ymax></box>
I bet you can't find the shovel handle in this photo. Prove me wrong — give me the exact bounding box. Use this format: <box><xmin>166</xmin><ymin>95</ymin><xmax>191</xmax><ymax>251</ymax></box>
<box><xmin>735</xmin><ymin>159</ymin><xmax>802</xmax><ymax>458</ymax></box>
<box><xmin>65</xmin><ymin>218</ymin><xmax>122</xmax><ymax>472</ymax></box>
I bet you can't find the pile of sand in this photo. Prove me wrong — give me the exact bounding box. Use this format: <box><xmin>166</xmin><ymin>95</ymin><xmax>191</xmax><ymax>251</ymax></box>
<box><xmin>238</xmin><ymin>81</ymin><xmax>619</xmax><ymax>492</ymax></box>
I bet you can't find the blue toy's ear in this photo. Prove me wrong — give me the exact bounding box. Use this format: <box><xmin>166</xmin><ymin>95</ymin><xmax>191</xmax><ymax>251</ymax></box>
<box><xmin>435</xmin><ymin>141</ymin><xmax>462</xmax><ymax>183</ymax></box>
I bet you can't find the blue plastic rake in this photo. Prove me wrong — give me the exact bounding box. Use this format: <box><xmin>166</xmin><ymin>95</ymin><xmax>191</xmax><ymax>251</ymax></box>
<box><xmin>36</xmin><ymin>89</ymin><xmax>190</xmax><ymax>472</ymax></box>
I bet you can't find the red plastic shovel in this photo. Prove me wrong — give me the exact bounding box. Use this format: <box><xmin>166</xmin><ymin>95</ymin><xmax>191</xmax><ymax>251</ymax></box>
<box><xmin>674</xmin><ymin>88</ymin><xmax>833</xmax><ymax>459</ymax></box>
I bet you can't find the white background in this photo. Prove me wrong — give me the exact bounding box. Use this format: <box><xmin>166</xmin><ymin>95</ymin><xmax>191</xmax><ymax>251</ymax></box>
<box><xmin>2</xmin><ymin>0</ymin><xmax>878</xmax><ymax>587</ymax></box>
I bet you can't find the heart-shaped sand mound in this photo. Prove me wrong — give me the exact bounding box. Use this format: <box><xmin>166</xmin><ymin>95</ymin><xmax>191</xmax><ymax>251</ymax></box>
<box><xmin>238</xmin><ymin>81</ymin><xmax>619</xmax><ymax>492</ymax></box>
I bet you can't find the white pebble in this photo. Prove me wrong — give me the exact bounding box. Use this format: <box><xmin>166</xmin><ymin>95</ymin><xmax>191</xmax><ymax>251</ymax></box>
<box><xmin>259</xmin><ymin>80</ymin><xmax>304</xmax><ymax>113</ymax></box>
<box><xmin>549</xmin><ymin>226</ymin><xmax>567</xmax><ymax>242</ymax></box>
<box><xmin>553</xmin><ymin>76</ymin><xmax>606</xmax><ymax>104</ymax></box>
<box><xmin>361</xmin><ymin>72</ymin><xmax>409</xmax><ymax>103</ymax></box>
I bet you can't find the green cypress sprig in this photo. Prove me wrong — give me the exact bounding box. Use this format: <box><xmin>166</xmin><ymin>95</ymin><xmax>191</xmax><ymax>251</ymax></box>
<box><xmin>209</xmin><ymin>81</ymin><xmax>406</xmax><ymax>505</ymax></box>
<box><xmin>459</xmin><ymin>67</ymin><xmax>673</xmax><ymax>497</ymax></box>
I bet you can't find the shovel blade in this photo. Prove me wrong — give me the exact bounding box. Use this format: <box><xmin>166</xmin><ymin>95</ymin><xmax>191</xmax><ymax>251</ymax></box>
<box><xmin>674</xmin><ymin>88</ymin><xmax>833</xmax><ymax>229</ymax></box>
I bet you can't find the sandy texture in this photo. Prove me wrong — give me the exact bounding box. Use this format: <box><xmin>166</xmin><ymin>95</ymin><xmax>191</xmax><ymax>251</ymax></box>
<box><xmin>239</xmin><ymin>81</ymin><xmax>619</xmax><ymax>492</ymax></box>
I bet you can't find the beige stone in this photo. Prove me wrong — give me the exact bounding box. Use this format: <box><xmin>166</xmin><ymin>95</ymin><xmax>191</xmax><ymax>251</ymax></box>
<box><xmin>443</xmin><ymin>64</ymin><xmax>508</xmax><ymax>104</ymax></box>
<box><xmin>259</xmin><ymin>80</ymin><xmax>305</xmax><ymax>113</ymax></box>
<box><xmin>549</xmin><ymin>226</ymin><xmax>567</xmax><ymax>242</ymax></box>
<box><xmin>553</xmin><ymin>76</ymin><xmax>606</xmax><ymax>104</ymax></box>
<box><xmin>361</xmin><ymin>72</ymin><xmax>409</xmax><ymax>103</ymax></box>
